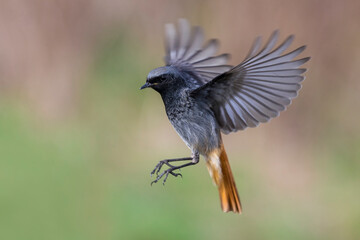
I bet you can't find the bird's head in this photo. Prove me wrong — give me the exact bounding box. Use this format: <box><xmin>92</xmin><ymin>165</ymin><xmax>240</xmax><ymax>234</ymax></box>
<box><xmin>140</xmin><ymin>66</ymin><xmax>180</xmax><ymax>93</ymax></box>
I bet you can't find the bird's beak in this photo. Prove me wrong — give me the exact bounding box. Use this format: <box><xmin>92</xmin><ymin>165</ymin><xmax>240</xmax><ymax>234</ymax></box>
<box><xmin>140</xmin><ymin>82</ymin><xmax>151</xmax><ymax>90</ymax></box>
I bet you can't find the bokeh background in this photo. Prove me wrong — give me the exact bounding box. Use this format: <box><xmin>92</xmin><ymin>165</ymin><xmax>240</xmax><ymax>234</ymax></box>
<box><xmin>1</xmin><ymin>0</ymin><xmax>359</xmax><ymax>239</ymax></box>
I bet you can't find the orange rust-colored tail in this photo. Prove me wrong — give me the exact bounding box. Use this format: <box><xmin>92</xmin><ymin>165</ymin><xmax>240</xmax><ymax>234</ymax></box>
<box><xmin>206</xmin><ymin>144</ymin><xmax>242</xmax><ymax>214</ymax></box>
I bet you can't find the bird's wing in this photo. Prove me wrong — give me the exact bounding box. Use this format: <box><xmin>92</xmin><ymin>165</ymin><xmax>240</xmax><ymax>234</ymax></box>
<box><xmin>191</xmin><ymin>31</ymin><xmax>310</xmax><ymax>134</ymax></box>
<box><xmin>164</xmin><ymin>19</ymin><xmax>232</xmax><ymax>84</ymax></box>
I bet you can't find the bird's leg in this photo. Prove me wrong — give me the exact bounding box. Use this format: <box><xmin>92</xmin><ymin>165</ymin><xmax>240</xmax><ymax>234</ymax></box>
<box><xmin>151</xmin><ymin>152</ymin><xmax>200</xmax><ymax>185</ymax></box>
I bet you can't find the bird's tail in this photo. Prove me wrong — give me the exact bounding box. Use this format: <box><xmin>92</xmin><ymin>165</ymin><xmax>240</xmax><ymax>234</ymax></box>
<box><xmin>206</xmin><ymin>144</ymin><xmax>242</xmax><ymax>214</ymax></box>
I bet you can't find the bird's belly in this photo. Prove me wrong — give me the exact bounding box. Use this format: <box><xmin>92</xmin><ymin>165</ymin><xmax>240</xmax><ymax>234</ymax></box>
<box><xmin>168</xmin><ymin>112</ymin><xmax>220</xmax><ymax>155</ymax></box>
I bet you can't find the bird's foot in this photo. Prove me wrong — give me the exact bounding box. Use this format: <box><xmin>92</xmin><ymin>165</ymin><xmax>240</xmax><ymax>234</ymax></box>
<box><xmin>151</xmin><ymin>166</ymin><xmax>183</xmax><ymax>185</ymax></box>
<box><xmin>150</xmin><ymin>155</ymin><xmax>199</xmax><ymax>185</ymax></box>
<box><xmin>150</xmin><ymin>160</ymin><xmax>174</xmax><ymax>177</ymax></box>
<box><xmin>150</xmin><ymin>157</ymin><xmax>196</xmax><ymax>185</ymax></box>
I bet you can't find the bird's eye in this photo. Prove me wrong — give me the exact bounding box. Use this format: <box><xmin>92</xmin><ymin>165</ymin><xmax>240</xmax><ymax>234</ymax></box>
<box><xmin>148</xmin><ymin>77</ymin><xmax>158</xmax><ymax>84</ymax></box>
<box><xmin>148</xmin><ymin>75</ymin><xmax>167</xmax><ymax>85</ymax></box>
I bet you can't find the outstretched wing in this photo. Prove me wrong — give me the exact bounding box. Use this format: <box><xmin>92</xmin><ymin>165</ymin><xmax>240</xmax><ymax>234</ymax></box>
<box><xmin>164</xmin><ymin>19</ymin><xmax>232</xmax><ymax>84</ymax></box>
<box><xmin>191</xmin><ymin>31</ymin><xmax>310</xmax><ymax>134</ymax></box>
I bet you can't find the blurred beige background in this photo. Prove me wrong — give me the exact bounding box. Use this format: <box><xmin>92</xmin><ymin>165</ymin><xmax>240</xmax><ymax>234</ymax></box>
<box><xmin>0</xmin><ymin>0</ymin><xmax>359</xmax><ymax>240</ymax></box>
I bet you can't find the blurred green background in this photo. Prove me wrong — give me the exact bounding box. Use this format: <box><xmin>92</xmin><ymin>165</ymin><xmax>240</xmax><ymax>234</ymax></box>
<box><xmin>0</xmin><ymin>0</ymin><xmax>359</xmax><ymax>239</ymax></box>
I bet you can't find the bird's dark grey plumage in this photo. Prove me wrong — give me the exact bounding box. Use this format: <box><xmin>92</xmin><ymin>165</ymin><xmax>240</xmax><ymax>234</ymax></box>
<box><xmin>141</xmin><ymin>19</ymin><xmax>309</xmax><ymax>213</ymax></box>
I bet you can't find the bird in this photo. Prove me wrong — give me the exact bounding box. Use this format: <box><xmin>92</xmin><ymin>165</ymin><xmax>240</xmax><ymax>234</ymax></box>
<box><xmin>140</xmin><ymin>19</ymin><xmax>309</xmax><ymax>214</ymax></box>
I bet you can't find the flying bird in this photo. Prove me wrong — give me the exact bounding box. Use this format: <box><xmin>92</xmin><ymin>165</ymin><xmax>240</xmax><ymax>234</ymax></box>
<box><xmin>140</xmin><ymin>19</ymin><xmax>309</xmax><ymax>214</ymax></box>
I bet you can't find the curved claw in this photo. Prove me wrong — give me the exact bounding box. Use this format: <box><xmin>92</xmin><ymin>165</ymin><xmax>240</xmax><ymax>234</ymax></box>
<box><xmin>170</xmin><ymin>171</ymin><xmax>182</xmax><ymax>178</ymax></box>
